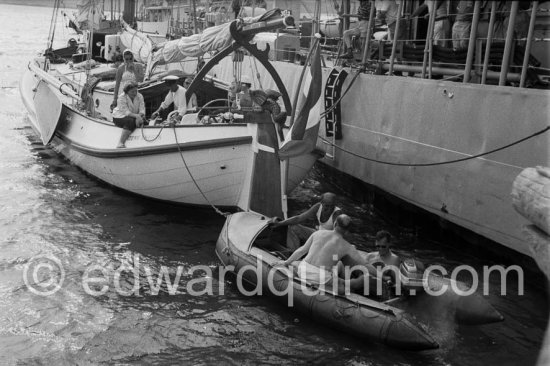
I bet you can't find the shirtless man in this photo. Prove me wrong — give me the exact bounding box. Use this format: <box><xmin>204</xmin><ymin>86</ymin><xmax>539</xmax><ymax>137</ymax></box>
<box><xmin>363</xmin><ymin>230</ymin><xmax>400</xmax><ymax>282</ymax></box>
<box><xmin>280</xmin><ymin>215</ymin><xmax>379</xmax><ymax>295</ymax></box>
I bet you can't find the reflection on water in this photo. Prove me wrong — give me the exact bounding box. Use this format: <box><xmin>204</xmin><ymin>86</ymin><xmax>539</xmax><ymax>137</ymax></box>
<box><xmin>0</xmin><ymin>3</ymin><xmax>548</xmax><ymax>365</ymax></box>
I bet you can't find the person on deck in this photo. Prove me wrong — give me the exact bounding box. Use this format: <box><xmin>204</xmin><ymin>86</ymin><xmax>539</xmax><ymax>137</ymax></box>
<box><xmin>412</xmin><ymin>1</ymin><xmax>450</xmax><ymax>48</ymax></box>
<box><xmin>183</xmin><ymin>77</ymin><xmax>198</xmax><ymax>112</ymax></box>
<box><xmin>451</xmin><ymin>0</ymin><xmax>474</xmax><ymax>50</ymax></box>
<box><xmin>111</xmin><ymin>82</ymin><xmax>145</xmax><ymax>148</ymax></box>
<box><xmin>279</xmin><ymin>214</ymin><xmax>380</xmax><ymax>295</ymax></box>
<box><xmin>269</xmin><ymin>192</ymin><xmax>343</xmax><ymax>249</ymax></box>
<box><xmin>151</xmin><ymin>75</ymin><xmax>188</xmax><ymax>122</ymax></box>
<box><xmin>111</xmin><ymin>50</ymin><xmax>144</xmax><ymax>111</ymax></box>
<box><xmin>342</xmin><ymin>0</ymin><xmax>372</xmax><ymax>59</ymax></box>
<box><xmin>375</xmin><ymin>0</ymin><xmax>405</xmax><ymax>43</ymax></box>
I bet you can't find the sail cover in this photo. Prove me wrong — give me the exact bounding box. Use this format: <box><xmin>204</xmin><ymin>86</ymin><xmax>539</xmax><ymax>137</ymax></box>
<box><xmin>74</xmin><ymin>0</ymin><xmax>104</xmax><ymax>30</ymax></box>
<box><xmin>148</xmin><ymin>10</ymin><xmax>283</xmax><ymax>68</ymax></box>
<box><xmin>119</xmin><ymin>20</ymin><xmax>155</xmax><ymax>65</ymax></box>
<box><xmin>154</xmin><ymin>22</ymin><xmax>233</xmax><ymax>64</ymax></box>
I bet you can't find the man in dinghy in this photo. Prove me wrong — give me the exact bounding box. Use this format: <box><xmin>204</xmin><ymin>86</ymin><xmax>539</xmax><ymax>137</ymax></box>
<box><xmin>363</xmin><ymin>230</ymin><xmax>401</xmax><ymax>283</ymax></box>
<box><xmin>278</xmin><ymin>215</ymin><xmax>380</xmax><ymax>295</ymax></box>
<box><xmin>269</xmin><ymin>192</ymin><xmax>343</xmax><ymax>249</ymax></box>
<box><xmin>151</xmin><ymin>75</ymin><xmax>188</xmax><ymax>122</ymax></box>
<box><xmin>364</xmin><ymin>230</ymin><xmax>400</xmax><ymax>269</ymax></box>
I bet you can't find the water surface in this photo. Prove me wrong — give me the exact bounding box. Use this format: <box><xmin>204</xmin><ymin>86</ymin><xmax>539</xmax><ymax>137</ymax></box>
<box><xmin>0</xmin><ymin>3</ymin><xmax>548</xmax><ymax>365</ymax></box>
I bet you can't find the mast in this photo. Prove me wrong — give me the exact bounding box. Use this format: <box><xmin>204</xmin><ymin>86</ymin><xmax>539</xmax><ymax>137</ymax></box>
<box><xmin>123</xmin><ymin>0</ymin><xmax>136</xmax><ymax>25</ymax></box>
<box><xmin>192</xmin><ymin>0</ymin><xmax>198</xmax><ymax>34</ymax></box>
<box><xmin>312</xmin><ymin>0</ymin><xmax>321</xmax><ymax>37</ymax></box>
<box><xmin>343</xmin><ymin>0</ymin><xmax>350</xmax><ymax>32</ymax></box>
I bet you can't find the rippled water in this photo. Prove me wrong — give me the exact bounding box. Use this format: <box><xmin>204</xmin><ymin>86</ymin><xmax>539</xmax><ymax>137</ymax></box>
<box><xmin>0</xmin><ymin>3</ymin><xmax>548</xmax><ymax>365</ymax></box>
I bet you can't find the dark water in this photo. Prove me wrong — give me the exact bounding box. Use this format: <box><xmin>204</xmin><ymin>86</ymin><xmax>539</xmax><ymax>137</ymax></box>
<box><xmin>1</xmin><ymin>3</ymin><xmax>548</xmax><ymax>365</ymax></box>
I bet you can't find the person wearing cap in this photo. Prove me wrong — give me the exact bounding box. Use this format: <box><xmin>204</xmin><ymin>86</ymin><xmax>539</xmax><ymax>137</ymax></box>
<box><xmin>111</xmin><ymin>49</ymin><xmax>144</xmax><ymax>111</ymax></box>
<box><xmin>151</xmin><ymin>75</ymin><xmax>188</xmax><ymax>121</ymax></box>
<box><xmin>111</xmin><ymin>82</ymin><xmax>145</xmax><ymax>148</ymax></box>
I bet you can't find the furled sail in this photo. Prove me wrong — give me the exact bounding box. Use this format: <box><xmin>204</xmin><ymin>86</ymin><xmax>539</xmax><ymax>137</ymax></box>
<box><xmin>119</xmin><ymin>20</ymin><xmax>155</xmax><ymax>65</ymax></box>
<box><xmin>146</xmin><ymin>9</ymin><xmax>284</xmax><ymax>72</ymax></box>
<box><xmin>74</xmin><ymin>0</ymin><xmax>104</xmax><ymax>31</ymax></box>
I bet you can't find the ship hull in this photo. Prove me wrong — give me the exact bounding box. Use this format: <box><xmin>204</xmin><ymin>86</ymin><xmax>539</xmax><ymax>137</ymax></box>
<box><xmin>212</xmin><ymin>56</ymin><xmax>550</xmax><ymax>256</ymax></box>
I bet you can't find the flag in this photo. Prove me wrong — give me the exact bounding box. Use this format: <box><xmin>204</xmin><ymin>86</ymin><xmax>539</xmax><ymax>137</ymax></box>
<box><xmin>278</xmin><ymin>43</ymin><xmax>322</xmax><ymax>159</ymax></box>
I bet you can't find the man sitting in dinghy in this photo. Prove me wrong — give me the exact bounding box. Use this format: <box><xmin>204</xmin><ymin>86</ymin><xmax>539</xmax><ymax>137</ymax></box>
<box><xmin>151</xmin><ymin>75</ymin><xmax>188</xmax><ymax>122</ymax></box>
<box><xmin>364</xmin><ymin>230</ymin><xmax>400</xmax><ymax>268</ymax></box>
<box><xmin>278</xmin><ymin>214</ymin><xmax>380</xmax><ymax>295</ymax></box>
<box><xmin>269</xmin><ymin>192</ymin><xmax>343</xmax><ymax>250</ymax></box>
<box><xmin>363</xmin><ymin>230</ymin><xmax>401</xmax><ymax>283</ymax></box>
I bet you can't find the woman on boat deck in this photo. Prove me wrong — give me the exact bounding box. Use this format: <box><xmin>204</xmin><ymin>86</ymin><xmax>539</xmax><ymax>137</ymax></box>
<box><xmin>112</xmin><ymin>82</ymin><xmax>145</xmax><ymax>148</ymax></box>
<box><xmin>110</xmin><ymin>50</ymin><xmax>144</xmax><ymax>111</ymax></box>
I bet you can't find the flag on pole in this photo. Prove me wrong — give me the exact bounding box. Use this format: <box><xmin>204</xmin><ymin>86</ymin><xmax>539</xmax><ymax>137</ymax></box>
<box><xmin>278</xmin><ymin>43</ymin><xmax>322</xmax><ymax>159</ymax></box>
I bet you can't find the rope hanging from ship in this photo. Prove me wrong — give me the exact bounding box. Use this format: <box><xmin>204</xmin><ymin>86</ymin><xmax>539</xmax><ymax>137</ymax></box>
<box><xmin>172</xmin><ymin>127</ymin><xmax>230</xmax><ymax>217</ymax></box>
<box><xmin>318</xmin><ymin>125</ymin><xmax>550</xmax><ymax>167</ymax></box>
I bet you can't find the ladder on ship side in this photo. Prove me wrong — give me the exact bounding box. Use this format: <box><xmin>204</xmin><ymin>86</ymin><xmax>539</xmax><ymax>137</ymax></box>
<box><xmin>323</xmin><ymin>67</ymin><xmax>348</xmax><ymax>159</ymax></box>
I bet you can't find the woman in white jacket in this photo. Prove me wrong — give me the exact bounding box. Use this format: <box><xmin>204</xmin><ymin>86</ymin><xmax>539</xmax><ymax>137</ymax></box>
<box><xmin>112</xmin><ymin>82</ymin><xmax>145</xmax><ymax>148</ymax></box>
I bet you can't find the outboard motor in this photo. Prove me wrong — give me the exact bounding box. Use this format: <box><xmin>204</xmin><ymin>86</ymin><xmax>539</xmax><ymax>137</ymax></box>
<box><xmin>398</xmin><ymin>258</ymin><xmax>427</xmax><ymax>294</ymax></box>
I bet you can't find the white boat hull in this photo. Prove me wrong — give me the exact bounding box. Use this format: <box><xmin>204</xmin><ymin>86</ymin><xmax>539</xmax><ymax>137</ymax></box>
<box><xmin>20</xmin><ymin>64</ymin><xmax>320</xmax><ymax>210</ymax></box>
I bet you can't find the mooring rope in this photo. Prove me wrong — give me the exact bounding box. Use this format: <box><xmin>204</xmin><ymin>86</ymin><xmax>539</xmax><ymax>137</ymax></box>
<box><xmin>317</xmin><ymin>65</ymin><xmax>549</xmax><ymax>167</ymax></box>
<box><xmin>318</xmin><ymin>125</ymin><xmax>550</xmax><ymax>167</ymax></box>
<box><xmin>140</xmin><ymin>123</ymin><xmax>164</xmax><ymax>142</ymax></box>
<box><xmin>171</xmin><ymin>126</ymin><xmax>229</xmax><ymax>217</ymax></box>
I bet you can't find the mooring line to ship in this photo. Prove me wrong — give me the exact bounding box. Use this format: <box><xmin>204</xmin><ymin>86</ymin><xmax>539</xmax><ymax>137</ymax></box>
<box><xmin>171</xmin><ymin>126</ymin><xmax>230</xmax><ymax>217</ymax></box>
<box><xmin>317</xmin><ymin>65</ymin><xmax>550</xmax><ymax>167</ymax></box>
<box><xmin>140</xmin><ymin>124</ymin><xmax>165</xmax><ymax>142</ymax></box>
<box><xmin>318</xmin><ymin>126</ymin><xmax>550</xmax><ymax>167</ymax></box>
